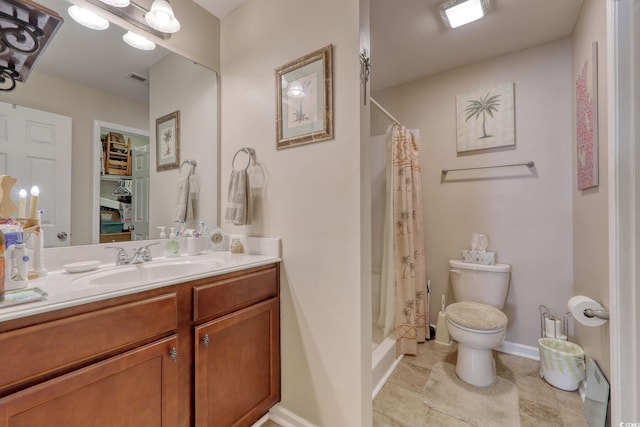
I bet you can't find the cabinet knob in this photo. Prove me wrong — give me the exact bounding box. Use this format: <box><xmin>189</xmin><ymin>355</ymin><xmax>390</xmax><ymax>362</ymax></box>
<box><xmin>202</xmin><ymin>334</ymin><xmax>210</xmax><ymax>349</ymax></box>
<box><xmin>169</xmin><ymin>347</ymin><xmax>178</xmax><ymax>362</ymax></box>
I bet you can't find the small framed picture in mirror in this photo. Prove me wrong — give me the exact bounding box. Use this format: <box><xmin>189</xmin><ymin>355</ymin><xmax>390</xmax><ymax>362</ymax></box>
<box><xmin>156</xmin><ymin>110</ymin><xmax>180</xmax><ymax>171</ymax></box>
<box><xmin>276</xmin><ymin>45</ymin><xmax>333</xmax><ymax>149</ymax></box>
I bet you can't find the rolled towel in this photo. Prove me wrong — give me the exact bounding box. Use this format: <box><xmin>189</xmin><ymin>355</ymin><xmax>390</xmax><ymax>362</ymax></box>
<box><xmin>224</xmin><ymin>169</ymin><xmax>250</xmax><ymax>225</ymax></box>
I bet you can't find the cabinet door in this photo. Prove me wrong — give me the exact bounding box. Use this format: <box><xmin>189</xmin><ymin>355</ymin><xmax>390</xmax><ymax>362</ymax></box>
<box><xmin>195</xmin><ymin>299</ymin><xmax>280</xmax><ymax>427</ymax></box>
<box><xmin>0</xmin><ymin>336</ymin><xmax>179</xmax><ymax>427</ymax></box>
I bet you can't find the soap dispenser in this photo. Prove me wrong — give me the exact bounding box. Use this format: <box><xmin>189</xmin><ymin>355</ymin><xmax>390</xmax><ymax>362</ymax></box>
<box><xmin>157</xmin><ymin>226</ymin><xmax>167</xmax><ymax>239</ymax></box>
<box><xmin>165</xmin><ymin>227</ymin><xmax>180</xmax><ymax>257</ymax></box>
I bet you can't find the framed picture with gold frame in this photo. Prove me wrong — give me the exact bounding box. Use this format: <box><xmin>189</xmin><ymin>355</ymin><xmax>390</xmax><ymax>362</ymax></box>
<box><xmin>156</xmin><ymin>110</ymin><xmax>180</xmax><ymax>171</ymax></box>
<box><xmin>276</xmin><ymin>45</ymin><xmax>333</xmax><ymax>149</ymax></box>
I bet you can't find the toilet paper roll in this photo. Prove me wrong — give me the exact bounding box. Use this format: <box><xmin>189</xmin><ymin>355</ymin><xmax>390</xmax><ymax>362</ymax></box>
<box><xmin>568</xmin><ymin>296</ymin><xmax>608</xmax><ymax>327</ymax></box>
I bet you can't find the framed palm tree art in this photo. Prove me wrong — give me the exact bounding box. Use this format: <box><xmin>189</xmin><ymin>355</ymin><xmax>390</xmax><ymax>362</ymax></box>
<box><xmin>156</xmin><ymin>110</ymin><xmax>180</xmax><ymax>171</ymax></box>
<box><xmin>455</xmin><ymin>82</ymin><xmax>515</xmax><ymax>153</ymax></box>
<box><xmin>275</xmin><ymin>45</ymin><xmax>333</xmax><ymax>149</ymax></box>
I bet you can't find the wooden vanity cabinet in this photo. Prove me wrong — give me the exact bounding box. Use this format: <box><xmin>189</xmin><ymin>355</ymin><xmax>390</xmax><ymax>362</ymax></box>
<box><xmin>0</xmin><ymin>262</ymin><xmax>280</xmax><ymax>427</ymax></box>
<box><xmin>195</xmin><ymin>299</ymin><xmax>280</xmax><ymax>427</ymax></box>
<box><xmin>0</xmin><ymin>336</ymin><xmax>179</xmax><ymax>427</ymax></box>
<box><xmin>193</xmin><ymin>266</ymin><xmax>281</xmax><ymax>427</ymax></box>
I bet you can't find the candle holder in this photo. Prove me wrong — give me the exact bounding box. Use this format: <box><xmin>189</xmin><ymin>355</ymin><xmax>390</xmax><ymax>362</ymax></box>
<box><xmin>15</xmin><ymin>218</ymin><xmax>39</xmax><ymax>229</ymax></box>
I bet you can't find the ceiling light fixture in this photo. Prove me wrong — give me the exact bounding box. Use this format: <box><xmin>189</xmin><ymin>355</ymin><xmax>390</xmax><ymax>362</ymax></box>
<box><xmin>145</xmin><ymin>0</ymin><xmax>181</xmax><ymax>34</ymax></box>
<box><xmin>439</xmin><ymin>0</ymin><xmax>489</xmax><ymax>29</ymax></box>
<box><xmin>68</xmin><ymin>5</ymin><xmax>110</xmax><ymax>30</ymax></box>
<box><xmin>123</xmin><ymin>31</ymin><xmax>156</xmax><ymax>50</ymax></box>
<box><xmin>99</xmin><ymin>0</ymin><xmax>131</xmax><ymax>7</ymax></box>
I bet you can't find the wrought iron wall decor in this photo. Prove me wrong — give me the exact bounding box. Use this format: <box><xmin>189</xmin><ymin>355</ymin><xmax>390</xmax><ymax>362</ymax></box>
<box><xmin>0</xmin><ymin>0</ymin><xmax>63</xmax><ymax>91</ymax></box>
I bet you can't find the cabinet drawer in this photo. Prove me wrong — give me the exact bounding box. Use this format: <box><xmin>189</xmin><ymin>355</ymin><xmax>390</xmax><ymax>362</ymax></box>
<box><xmin>0</xmin><ymin>336</ymin><xmax>179</xmax><ymax>426</ymax></box>
<box><xmin>193</xmin><ymin>267</ymin><xmax>277</xmax><ymax>322</ymax></box>
<box><xmin>0</xmin><ymin>293</ymin><xmax>177</xmax><ymax>391</ymax></box>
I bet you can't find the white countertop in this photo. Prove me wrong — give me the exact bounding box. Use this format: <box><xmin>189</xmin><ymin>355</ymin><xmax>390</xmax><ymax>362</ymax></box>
<box><xmin>1</xmin><ymin>237</ymin><xmax>281</xmax><ymax>323</ymax></box>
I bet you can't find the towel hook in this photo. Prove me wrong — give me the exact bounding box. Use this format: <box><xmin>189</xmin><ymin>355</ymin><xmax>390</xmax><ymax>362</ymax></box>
<box><xmin>232</xmin><ymin>147</ymin><xmax>254</xmax><ymax>171</ymax></box>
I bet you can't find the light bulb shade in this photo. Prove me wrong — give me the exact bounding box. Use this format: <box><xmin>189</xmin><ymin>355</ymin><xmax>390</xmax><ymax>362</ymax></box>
<box><xmin>68</xmin><ymin>5</ymin><xmax>110</xmax><ymax>30</ymax></box>
<box><xmin>145</xmin><ymin>0</ymin><xmax>180</xmax><ymax>33</ymax></box>
<box><xmin>123</xmin><ymin>31</ymin><xmax>156</xmax><ymax>50</ymax></box>
<box><xmin>99</xmin><ymin>0</ymin><xmax>130</xmax><ymax>7</ymax></box>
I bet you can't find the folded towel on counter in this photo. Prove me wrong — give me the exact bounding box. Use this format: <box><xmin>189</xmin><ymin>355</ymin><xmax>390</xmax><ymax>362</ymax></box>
<box><xmin>224</xmin><ymin>169</ymin><xmax>251</xmax><ymax>225</ymax></box>
<box><xmin>174</xmin><ymin>162</ymin><xmax>193</xmax><ymax>222</ymax></box>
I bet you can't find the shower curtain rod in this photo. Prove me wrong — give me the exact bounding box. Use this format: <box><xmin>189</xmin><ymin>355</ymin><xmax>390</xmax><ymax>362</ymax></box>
<box><xmin>370</xmin><ymin>97</ymin><xmax>402</xmax><ymax>126</ymax></box>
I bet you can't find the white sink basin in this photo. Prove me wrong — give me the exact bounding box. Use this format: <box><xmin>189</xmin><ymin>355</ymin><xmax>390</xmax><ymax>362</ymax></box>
<box><xmin>71</xmin><ymin>260</ymin><xmax>219</xmax><ymax>287</ymax></box>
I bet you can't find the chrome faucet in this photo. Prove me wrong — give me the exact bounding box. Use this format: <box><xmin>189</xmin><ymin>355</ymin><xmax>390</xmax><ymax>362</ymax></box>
<box><xmin>106</xmin><ymin>243</ymin><xmax>160</xmax><ymax>265</ymax></box>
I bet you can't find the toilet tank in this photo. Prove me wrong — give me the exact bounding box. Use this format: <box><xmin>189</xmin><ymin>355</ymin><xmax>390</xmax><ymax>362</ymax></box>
<box><xmin>449</xmin><ymin>259</ymin><xmax>511</xmax><ymax>309</ymax></box>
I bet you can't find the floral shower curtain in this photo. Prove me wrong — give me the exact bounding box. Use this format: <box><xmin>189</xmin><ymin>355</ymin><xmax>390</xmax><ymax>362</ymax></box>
<box><xmin>388</xmin><ymin>124</ymin><xmax>427</xmax><ymax>356</ymax></box>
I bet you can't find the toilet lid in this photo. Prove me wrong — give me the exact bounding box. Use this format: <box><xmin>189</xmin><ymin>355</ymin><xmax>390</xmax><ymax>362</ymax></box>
<box><xmin>445</xmin><ymin>301</ymin><xmax>508</xmax><ymax>331</ymax></box>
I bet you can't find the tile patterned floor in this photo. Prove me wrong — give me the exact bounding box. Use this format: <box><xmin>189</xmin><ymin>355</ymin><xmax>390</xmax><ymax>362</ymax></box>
<box><xmin>373</xmin><ymin>340</ymin><xmax>589</xmax><ymax>426</ymax></box>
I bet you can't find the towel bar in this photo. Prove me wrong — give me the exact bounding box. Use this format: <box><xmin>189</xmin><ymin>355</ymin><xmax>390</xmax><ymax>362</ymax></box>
<box><xmin>442</xmin><ymin>161</ymin><xmax>535</xmax><ymax>175</ymax></box>
<box><xmin>232</xmin><ymin>147</ymin><xmax>255</xmax><ymax>171</ymax></box>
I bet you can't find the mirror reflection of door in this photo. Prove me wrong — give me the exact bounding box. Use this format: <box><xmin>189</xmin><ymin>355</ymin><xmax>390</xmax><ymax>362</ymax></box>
<box><xmin>0</xmin><ymin>101</ymin><xmax>72</xmax><ymax>247</ymax></box>
<box><xmin>94</xmin><ymin>121</ymin><xmax>149</xmax><ymax>244</ymax></box>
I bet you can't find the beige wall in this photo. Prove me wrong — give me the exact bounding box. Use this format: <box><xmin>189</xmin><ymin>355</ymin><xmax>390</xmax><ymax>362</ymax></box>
<box><xmin>2</xmin><ymin>71</ymin><xmax>148</xmax><ymax>245</ymax></box>
<box><xmin>571</xmin><ymin>0</ymin><xmax>610</xmax><ymax>378</ymax></box>
<box><xmin>149</xmin><ymin>54</ymin><xmax>218</xmax><ymax>233</ymax></box>
<box><xmin>220</xmin><ymin>0</ymin><xmax>367</xmax><ymax>425</ymax></box>
<box><xmin>372</xmin><ymin>39</ymin><xmax>575</xmax><ymax>349</ymax></box>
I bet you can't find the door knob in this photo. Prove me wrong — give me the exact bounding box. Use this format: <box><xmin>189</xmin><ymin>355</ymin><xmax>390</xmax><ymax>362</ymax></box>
<box><xmin>57</xmin><ymin>231</ymin><xmax>68</xmax><ymax>240</ymax></box>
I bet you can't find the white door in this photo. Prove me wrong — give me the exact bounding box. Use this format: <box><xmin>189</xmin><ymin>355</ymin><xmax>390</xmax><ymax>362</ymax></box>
<box><xmin>0</xmin><ymin>102</ymin><xmax>72</xmax><ymax>247</ymax></box>
<box><xmin>132</xmin><ymin>147</ymin><xmax>149</xmax><ymax>240</ymax></box>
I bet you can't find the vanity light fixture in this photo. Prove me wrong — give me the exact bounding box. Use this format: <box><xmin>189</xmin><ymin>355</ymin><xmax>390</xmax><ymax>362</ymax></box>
<box><xmin>123</xmin><ymin>31</ymin><xmax>156</xmax><ymax>50</ymax></box>
<box><xmin>145</xmin><ymin>0</ymin><xmax>181</xmax><ymax>34</ymax></box>
<box><xmin>439</xmin><ymin>0</ymin><xmax>489</xmax><ymax>29</ymax></box>
<box><xmin>84</xmin><ymin>0</ymin><xmax>174</xmax><ymax>39</ymax></box>
<box><xmin>99</xmin><ymin>0</ymin><xmax>131</xmax><ymax>7</ymax></box>
<box><xmin>68</xmin><ymin>5</ymin><xmax>110</xmax><ymax>30</ymax></box>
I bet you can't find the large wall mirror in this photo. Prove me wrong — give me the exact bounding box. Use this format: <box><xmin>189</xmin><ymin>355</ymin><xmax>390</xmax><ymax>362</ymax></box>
<box><xmin>1</xmin><ymin>0</ymin><xmax>219</xmax><ymax>247</ymax></box>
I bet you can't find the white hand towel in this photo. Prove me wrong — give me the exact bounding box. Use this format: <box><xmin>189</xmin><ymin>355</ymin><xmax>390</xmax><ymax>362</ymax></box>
<box><xmin>174</xmin><ymin>163</ymin><xmax>192</xmax><ymax>222</ymax></box>
<box><xmin>224</xmin><ymin>169</ymin><xmax>250</xmax><ymax>225</ymax></box>
<box><xmin>186</xmin><ymin>172</ymin><xmax>200</xmax><ymax>222</ymax></box>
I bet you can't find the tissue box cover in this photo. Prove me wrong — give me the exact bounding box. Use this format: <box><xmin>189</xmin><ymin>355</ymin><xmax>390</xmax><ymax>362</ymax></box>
<box><xmin>461</xmin><ymin>250</ymin><xmax>496</xmax><ymax>265</ymax></box>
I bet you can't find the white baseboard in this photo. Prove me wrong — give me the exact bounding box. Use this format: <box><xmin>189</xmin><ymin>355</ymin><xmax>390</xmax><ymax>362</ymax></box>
<box><xmin>496</xmin><ymin>340</ymin><xmax>540</xmax><ymax>361</ymax></box>
<box><xmin>268</xmin><ymin>404</ymin><xmax>316</xmax><ymax>427</ymax></box>
<box><xmin>372</xmin><ymin>354</ymin><xmax>403</xmax><ymax>399</ymax></box>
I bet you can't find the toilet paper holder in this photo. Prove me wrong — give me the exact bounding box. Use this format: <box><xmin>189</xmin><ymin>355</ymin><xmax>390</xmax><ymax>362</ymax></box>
<box><xmin>583</xmin><ymin>308</ymin><xmax>610</xmax><ymax>320</ymax></box>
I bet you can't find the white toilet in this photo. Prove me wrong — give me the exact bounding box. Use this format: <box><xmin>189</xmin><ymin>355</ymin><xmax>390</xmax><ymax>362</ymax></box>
<box><xmin>445</xmin><ymin>259</ymin><xmax>511</xmax><ymax>387</ymax></box>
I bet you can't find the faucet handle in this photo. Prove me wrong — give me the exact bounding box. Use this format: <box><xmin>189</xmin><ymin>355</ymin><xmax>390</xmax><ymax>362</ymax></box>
<box><xmin>138</xmin><ymin>242</ymin><xmax>160</xmax><ymax>261</ymax></box>
<box><xmin>105</xmin><ymin>246</ymin><xmax>128</xmax><ymax>265</ymax></box>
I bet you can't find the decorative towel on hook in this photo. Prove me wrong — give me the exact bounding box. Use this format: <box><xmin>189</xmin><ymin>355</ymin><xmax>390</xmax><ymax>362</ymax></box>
<box><xmin>174</xmin><ymin>161</ymin><xmax>199</xmax><ymax>222</ymax></box>
<box><xmin>225</xmin><ymin>148</ymin><xmax>253</xmax><ymax>225</ymax></box>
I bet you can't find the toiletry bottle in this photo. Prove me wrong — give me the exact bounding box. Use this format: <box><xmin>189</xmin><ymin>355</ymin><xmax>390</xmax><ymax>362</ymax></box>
<box><xmin>157</xmin><ymin>226</ymin><xmax>166</xmax><ymax>239</ymax></box>
<box><xmin>230</xmin><ymin>238</ymin><xmax>244</xmax><ymax>254</ymax></box>
<box><xmin>165</xmin><ymin>228</ymin><xmax>180</xmax><ymax>257</ymax></box>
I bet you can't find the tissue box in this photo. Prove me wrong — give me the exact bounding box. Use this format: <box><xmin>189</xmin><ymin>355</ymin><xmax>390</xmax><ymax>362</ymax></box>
<box><xmin>461</xmin><ymin>250</ymin><xmax>496</xmax><ymax>265</ymax></box>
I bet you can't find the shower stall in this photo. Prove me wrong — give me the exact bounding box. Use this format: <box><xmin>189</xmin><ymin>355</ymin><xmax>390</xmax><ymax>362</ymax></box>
<box><xmin>370</xmin><ymin>132</ymin><xmax>401</xmax><ymax>398</ymax></box>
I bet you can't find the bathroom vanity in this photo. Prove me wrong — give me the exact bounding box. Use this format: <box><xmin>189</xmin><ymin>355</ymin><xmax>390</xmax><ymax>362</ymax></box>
<box><xmin>0</xmin><ymin>243</ymin><xmax>280</xmax><ymax>427</ymax></box>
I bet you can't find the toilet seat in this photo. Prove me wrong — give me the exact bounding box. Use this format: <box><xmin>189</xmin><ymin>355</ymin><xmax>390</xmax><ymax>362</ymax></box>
<box><xmin>445</xmin><ymin>301</ymin><xmax>507</xmax><ymax>331</ymax></box>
